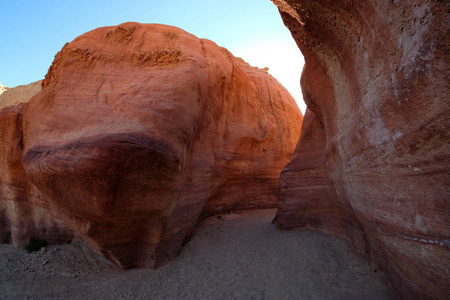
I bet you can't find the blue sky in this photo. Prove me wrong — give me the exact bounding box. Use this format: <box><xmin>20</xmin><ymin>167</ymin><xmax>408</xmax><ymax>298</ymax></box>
<box><xmin>0</xmin><ymin>0</ymin><xmax>305</xmax><ymax>112</ymax></box>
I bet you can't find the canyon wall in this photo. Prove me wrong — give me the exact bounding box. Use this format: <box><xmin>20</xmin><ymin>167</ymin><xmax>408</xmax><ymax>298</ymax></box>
<box><xmin>1</xmin><ymin>23</ymin><xmax>302</xmax><ymax>269</ymax></box>
<box><xmin>272</xmin><ymin>0</ymin><xmax>449</xmax><ymax>299</ymax></box>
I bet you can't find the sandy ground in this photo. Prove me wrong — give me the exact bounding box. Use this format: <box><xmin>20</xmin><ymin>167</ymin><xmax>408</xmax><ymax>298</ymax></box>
<box><xmin>0</xmin><ymin>209</ymin><xmax>394</xmax><ymax>299</ymax></box>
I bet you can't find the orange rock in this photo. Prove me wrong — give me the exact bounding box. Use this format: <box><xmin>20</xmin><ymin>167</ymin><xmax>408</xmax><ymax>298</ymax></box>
<box><xmin>15</xmin><ymin>23</ymin><xmax>302</xmax><ymax>268</ymax></box>
<box><xmin>273</xmin><ymin>0</ymin><xmax>449</xmax><ymax>299</ymax></box>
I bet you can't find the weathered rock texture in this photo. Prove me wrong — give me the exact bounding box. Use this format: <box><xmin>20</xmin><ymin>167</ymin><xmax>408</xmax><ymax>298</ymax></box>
<box><xmin>272</xmin><ymin>0</ymin><xmax>449</xmax><ymax>299</ymax></box>
<box><xmin>1</xmin><ymin>23</ymin><xmax>302</xmax><ymax>268</ymax></box>
<box><xmin>0</xmin><ymin>80</ymin><xmax>42</xmax><ymax>109</ymax></box>
<box><xmin>0</xmin><ymin>87</ymin><xmax>73</xmax><ymax>247</ymax></box>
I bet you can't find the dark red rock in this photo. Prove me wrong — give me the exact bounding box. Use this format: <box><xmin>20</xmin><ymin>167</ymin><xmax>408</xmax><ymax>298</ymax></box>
<box><xmin>273</xmin><ymin>0</ymin><xmax>450</xmax><ymax>299</ymax></box>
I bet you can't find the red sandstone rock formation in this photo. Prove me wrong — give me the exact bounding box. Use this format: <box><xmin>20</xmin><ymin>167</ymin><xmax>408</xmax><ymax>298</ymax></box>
<box><xmin>0</xmin><ymin>80</ymin><xmax>42</xmax><ymax>109</ymax></box>
<box><xmin>272</xmin><ymin>0</ymin><xmax>449</xmax><ymax>299</ymax></box>
<box><xmin>0</xmin><ymin>105</ymin><xmax>73</xmax><ymax>247</ymax></box>
<box><xmin>0</xmin><ymin>81</ymin><xmax>73</xmax><ymax>246</ymax></box>
<box><xmin>2</xmin><ymin>23</ymin><xmax>303</xmax><ymax>268</ymax></box>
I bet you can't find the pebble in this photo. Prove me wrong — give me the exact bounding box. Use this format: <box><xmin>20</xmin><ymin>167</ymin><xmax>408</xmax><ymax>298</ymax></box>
<box><xmin>43</xmin><ymin>260</ymin><xmax>49</xmax><ymax>265</ymax></box>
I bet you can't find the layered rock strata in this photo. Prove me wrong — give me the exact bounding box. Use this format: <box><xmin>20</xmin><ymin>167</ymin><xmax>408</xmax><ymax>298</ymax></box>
<box><xmin>1</xmin><ymin>23</ymin><xmax>302</xmax><ymax>268</ymax></box>
<box><xmin>272</xmin><ymin>0</ymin><xmax>449</xmax><ymax>299</ymax></box>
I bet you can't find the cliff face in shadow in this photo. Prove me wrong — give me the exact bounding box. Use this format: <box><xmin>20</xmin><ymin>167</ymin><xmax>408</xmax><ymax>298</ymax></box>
<box><xmin>0</xmin><ymin>80</ymin><xmax>74</xmax><ymax>247</ymax></box>
<box><xmin>272</xmin><ymin>0</ymin><xmax>449</xmax><ymax>299</ymax></box>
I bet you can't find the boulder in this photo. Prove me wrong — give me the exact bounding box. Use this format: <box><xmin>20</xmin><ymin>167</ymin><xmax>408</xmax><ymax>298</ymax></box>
<box><xmin>272</xmin><ymin>0</ymin><xmax>449</xmax><ymax>299</ymax></box>
<box><xmin>15</xmin><ymin>22</ymin><xmax>302</xmax><ymax>268</ymax></box>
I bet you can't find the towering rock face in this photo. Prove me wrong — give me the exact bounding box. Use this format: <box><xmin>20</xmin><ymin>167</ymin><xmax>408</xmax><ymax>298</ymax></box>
<box><xmin>13</xmin><ymin>23</ymin><xmax>302</xmax><ymax>268</ymax></box>
<box><xmin>272</xmin><ymin>0</ymin><xmax>449</xmax><ymax>299</ymax></box>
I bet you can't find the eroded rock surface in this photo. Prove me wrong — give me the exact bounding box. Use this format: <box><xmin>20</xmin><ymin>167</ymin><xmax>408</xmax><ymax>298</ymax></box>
<box><xmin>272</xmin><ymin>0</ymin><xmax>449</xmax><ymax>299</ymax></box>
<box><xmin>0</xmin><ymin>101</ymin><xmax>73</xmax><ymax>248</ymax></box>
<box><xmin>1</xmin><ymin>23</ymin><xmax>302</xmax><ymax>268</ymax></box>
<box><xmin>0</xmin><ymin>80</ymin><xmax>72</xmax><ymax>247</ymax></box>
<box><xmin>0</xmin><ymin>80</ymin><xmax>42</xmax><ymax>109</ymax></box>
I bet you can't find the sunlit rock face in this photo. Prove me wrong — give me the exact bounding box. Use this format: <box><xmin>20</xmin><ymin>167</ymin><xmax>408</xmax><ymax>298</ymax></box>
<box><xmin>15</xmin><ymin>23</ymin><xmax>302</xmax><ymax>268</ymax></box>
<box><xmin>0</xmin><ymin>80</ymin><xmax>42</xmax><ymax>109</ymax></box>
<box><xmin>272</xmin><ymin>0</ymin><xmax>449</xmax><ymax>299</ymax></box>
<box><xmin>0</xmin><ymin>83</ymin><xmax>7</xmax><ymax>96</ymax></box>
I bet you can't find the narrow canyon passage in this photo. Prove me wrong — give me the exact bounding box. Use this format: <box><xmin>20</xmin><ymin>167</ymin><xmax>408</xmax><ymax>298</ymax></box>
<box><xmin>1</xmin><ymin>1</ymin><xmax>448</xmax><ymax>299</ymax></box>
<box><xmin>0</xmin><ymin>209</ymin><xmax>394</xmax><ymax>299</ymax></box>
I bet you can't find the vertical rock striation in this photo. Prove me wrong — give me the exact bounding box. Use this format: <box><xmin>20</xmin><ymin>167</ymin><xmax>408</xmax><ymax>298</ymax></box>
<box><xmin>0</xmin><ymin>82</ymin><xmax>73</xmax><ymax>247</ymax></box>
<box><xmin>273</xmin><ymin>0</ymin><xmax>449</xmax><ymax>299</ymax></box>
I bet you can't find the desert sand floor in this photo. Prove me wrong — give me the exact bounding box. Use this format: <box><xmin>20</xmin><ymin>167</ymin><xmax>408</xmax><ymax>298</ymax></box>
<box><xmin>0</xmin><ymin>209</ymin><xmax>395</xmax><ymax>300</ymax></box>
